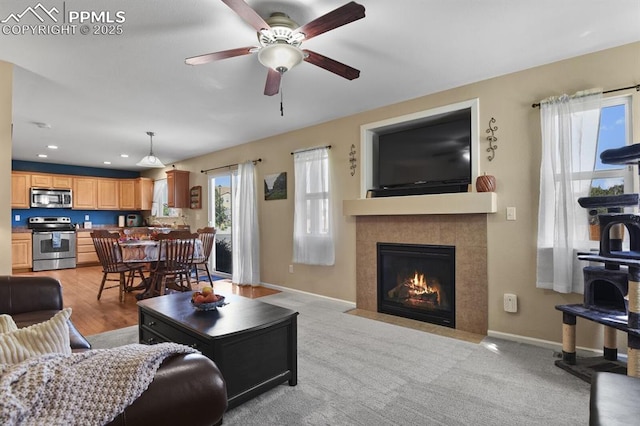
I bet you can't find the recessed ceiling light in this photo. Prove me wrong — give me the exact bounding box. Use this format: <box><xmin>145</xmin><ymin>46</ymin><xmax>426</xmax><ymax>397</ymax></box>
<box><xmin>47</xmin><ymin>145</ymin><xmax>58</xmax><ymax>149</ymax></box>
<box><xmin>120</xmin><ymin>154</ymin><xmax>129</xmax><ymax>158</ymax></box>
<box><xmin>103</xmin><ymin>161</ymin><xmax>111</xmax><ymax>165</ymax></box>
<box><xmin>37</xmin><ymin>154</ymin><xmax>47</xmax><ymax>158</ymax></box>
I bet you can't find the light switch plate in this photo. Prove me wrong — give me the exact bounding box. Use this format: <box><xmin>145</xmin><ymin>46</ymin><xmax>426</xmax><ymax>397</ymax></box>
<box><xmin>506</xmin><ymin>207</ymin><xmax>516</xmax><ymax>221</ymax></box>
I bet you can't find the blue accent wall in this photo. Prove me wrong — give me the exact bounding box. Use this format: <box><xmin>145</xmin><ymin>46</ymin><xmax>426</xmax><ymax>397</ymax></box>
<box><xmin>12</xmin><ymin>161</ymin><xmax>144</xmax><ymax>227</ymax></box>
<box><xmin>12</xmin><ymin>160</ymin><xmax>140</xmax><ymax>178</ymax></box>
<box><xmin>12</xmin><ymin>209</ymin><xmax>141</xmax><ymax>227</ymax></box>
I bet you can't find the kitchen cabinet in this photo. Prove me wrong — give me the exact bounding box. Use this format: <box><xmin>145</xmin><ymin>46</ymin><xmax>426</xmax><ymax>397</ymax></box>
<box><xmin>11</xmin><ymin>232</ymin><xmax>32</xmax><ymax>270</ymax></box>
<box><xmin>30</xmin><ymin>174</ymin><xmax>51</xmax><ymax>188</ymax></box>
<box><xmin>97</xmin><ymin>179</ymin><xmax>119</xmax><ymax>209</ymax></box>
<box><xmin>136</xmin><ymin>178</ymin><xmax>153</xmax><ymax>210</ymax></box>
<box><xmin>31</xmin><ymin>173</ymin><xmax>72</xmax><ymax>189</ymax></box>
<box><xmin>120</xmin><ymin>178</ymin><xmax>153</xmax><ymax>210</ymax></box>
<box><xmin>119</xmin><ymin>179</ymin><xmax>136</xmax><ymax>210</ymax></box>
<box><xmin>76</xmin><ymin>231</ymin><xmax>99</xmax><ymax>265</ymax></box>
<box><xmin>73</xmin><ymin>177</ymin><xmax>98</xmax><ymax>209</ymax></box>
<box><xmin>14</xmin><ymin>172</ymin><xmax>150</xmax><ymax>211</ymax></box>
<box><xmin>11</xmin><ymin>172</ymin><xmax>31</xmax><ymax>208</ymax></box>
<box><xmin>167</xmin><ymin>170</ymin><xmax>190</xmax><ymax>208</ymax></box>
<box><xmin>52</xmin><ymin>175</ymin><xmax>73</xmax><ymax>189</ymax></box>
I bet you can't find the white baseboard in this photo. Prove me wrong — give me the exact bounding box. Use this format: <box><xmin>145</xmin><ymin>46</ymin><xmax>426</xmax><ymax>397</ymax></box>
<box><xmin>487</xmin><ymin>330</ymin><xmax>604</xmax><ymax>356</ymax></box>
<box><xmin>260</xmin><ymin>281</ymin><xmax>356</xmax><ymax>307</ymax></box>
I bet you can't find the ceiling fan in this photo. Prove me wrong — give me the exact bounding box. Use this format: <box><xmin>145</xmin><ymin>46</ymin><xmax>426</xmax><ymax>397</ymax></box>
<box><xmin>185</xmin><ymin>0</ymin><xmax>366</xmax><ymax>96</ymax></box>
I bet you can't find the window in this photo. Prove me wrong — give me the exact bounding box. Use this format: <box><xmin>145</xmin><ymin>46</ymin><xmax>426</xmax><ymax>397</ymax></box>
<box><xmin>589</xmin><ymin>96</ymin><xmax>635</xmax><ymax>197</ymax></box>
<box><xmin>293</xmin><ymin>147</ymin><xmax>334</xmax><ymax>265</ymax></box>
<box><xmin>151</xmin><ymin>179</ymin><xmax>179</xmax><ymax>218</ymax></box>
<box><xmin>536</xmin><ymin>91</ymin><xmax>634</xmax><ymax>293</ymax></box>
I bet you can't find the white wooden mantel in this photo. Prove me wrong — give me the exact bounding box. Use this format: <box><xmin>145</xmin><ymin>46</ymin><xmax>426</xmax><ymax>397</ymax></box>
<box><xmin>343</xmin><ymin>192</ymin><xmax>497</xmax><ymax>216</ymax></box>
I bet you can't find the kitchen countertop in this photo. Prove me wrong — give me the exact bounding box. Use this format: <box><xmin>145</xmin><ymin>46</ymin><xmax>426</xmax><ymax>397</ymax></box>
<box><xmin>11</xmin><ymin>227</ymin><xmax>31</xmax><ymax>233</ymax></box>
<box><xmin>76</xmin><ymin>225</ymin><xmax>122</xmax><ymax>233</ymax></box>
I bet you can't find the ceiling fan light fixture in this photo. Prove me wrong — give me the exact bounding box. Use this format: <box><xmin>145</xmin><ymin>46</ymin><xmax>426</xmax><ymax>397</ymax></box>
<box><xmin>136</xmin><ymin>131</ymin><xmax>165</xmax><ymax>168</ymax></box>
<box><xmin>258</xmin><ymin>43</ymin><xmax>304</xmax><ymax>73</ymax></box>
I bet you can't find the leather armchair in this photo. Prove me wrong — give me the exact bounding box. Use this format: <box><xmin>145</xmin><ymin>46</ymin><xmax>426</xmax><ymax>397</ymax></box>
<box><xmin>0</xmin><ymin>275</ymin><xmax>91</xmax><ymax>350</ymax></box>
<box><xmin>0</xmin><ymin>275</ymin><xmax>228</xmax><ymax>425</ymax></box>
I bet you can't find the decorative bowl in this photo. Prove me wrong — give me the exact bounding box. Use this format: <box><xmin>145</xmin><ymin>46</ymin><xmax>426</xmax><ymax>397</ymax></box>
<box><xmin>190</xmin><ymin>295</ymin><xmax>226</xmax><ymax>311</ymax></box>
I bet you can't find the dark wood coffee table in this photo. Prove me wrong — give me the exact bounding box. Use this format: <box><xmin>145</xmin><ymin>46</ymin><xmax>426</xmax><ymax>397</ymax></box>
<box><xmin>137</xmin><ymin>292</ymin><xmax>298</xmax><ymax>409</ymax></box>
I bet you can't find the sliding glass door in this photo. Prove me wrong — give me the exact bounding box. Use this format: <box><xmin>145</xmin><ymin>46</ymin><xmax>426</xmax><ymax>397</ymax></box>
<box><xmin>208</xmin><ymin>172</ymin><xmax>234</xmax><ymax>276</ymax></box>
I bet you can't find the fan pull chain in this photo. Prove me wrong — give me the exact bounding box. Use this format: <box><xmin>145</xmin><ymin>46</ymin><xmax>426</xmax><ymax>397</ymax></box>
<box><xmin>280</xmin><ymin>81</ymin><xmax>284</xmax><ymax>117</ymax></box>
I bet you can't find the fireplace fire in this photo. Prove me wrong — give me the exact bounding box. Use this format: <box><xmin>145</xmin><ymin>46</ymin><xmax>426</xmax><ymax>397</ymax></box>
<box><xmin>377</xmin><ymin>243</ymin><xmax>455</xmax><ymax>328</ymax></box>
<box><xmin>388</xmin><ymin>271</ymin><xmax>443</xmax><ymax>307</ymax></box>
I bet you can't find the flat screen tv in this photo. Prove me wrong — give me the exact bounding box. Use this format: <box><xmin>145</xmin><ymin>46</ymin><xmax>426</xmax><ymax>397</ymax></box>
<box><xmin>372</xmin><ymin>108</ymin><xmax>472</xmax><ymax>196</ymax></box>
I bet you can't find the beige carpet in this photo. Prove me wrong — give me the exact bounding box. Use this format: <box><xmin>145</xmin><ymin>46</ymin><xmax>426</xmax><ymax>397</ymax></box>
<box><xmin>345</xmin><ymin>308</ymin><xmax>485</xmax><ymax>344</ymax></box>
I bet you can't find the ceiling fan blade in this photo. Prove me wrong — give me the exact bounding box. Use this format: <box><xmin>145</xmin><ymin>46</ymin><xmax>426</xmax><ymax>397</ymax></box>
<box><xmin>294</xmin><ymin>1</ymin><xmax>365</xmax><ymax>41</ymax></box>
<box><xmin>303</xmin><ymin>50</ymin><xmax>360</xmax><ymax>80</ymax></box>
<box><xmin>185</xmin><ymin>46</ymin><xmax>256</xmax><ymax>65</ymax></box>
<box><xmin>222</xmin><ymin>0</ymin><xmax>271</xmax><ymax>32</ymax></box>
<box><xmin>264</xmin><ymin>68</ymin><xmax>281</xmax><ymax>96</ymax></box>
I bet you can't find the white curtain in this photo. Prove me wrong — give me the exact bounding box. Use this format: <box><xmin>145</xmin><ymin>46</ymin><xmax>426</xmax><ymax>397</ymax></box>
<box><xmin>536</xmin><ymin>90</ymin><xmax>602</xmax><ymax>293</ymax></box>
<box><xmin>293</xmin><ymin>147</ymin><xmax>335</xmax><ymax>265</ymax></box>
<box><xmin>232</xmin><ymin>161</ymin><xmax>260</xmax><ymax>286</ymax></box>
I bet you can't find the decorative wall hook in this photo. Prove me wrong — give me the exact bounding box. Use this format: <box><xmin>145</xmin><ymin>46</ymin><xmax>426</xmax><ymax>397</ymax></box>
<box><xmin>349</xmin><ymin>144</ymin><xmax>357</xmax><ymax>176</ymax></box>
<box><xmin>485</xmin><ymin>117</ymin><xmax>498</xmax><ymax>161</ymax></box>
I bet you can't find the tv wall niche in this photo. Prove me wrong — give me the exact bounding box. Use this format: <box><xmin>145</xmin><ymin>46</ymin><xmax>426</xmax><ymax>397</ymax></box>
<box><xmin>360</xmin><ymin>99</ymin><xmax>479</xmax><ymax>198</ymax></box>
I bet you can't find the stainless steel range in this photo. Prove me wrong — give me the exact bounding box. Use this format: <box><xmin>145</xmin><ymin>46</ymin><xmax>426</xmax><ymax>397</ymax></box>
<box><xmin>28</xmin><ymin>217</ymin><xmax>77</xmax><ymax>271</ymax></box>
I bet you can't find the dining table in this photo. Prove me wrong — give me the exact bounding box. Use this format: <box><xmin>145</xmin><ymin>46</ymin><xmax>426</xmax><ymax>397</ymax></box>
<box><xmin>118</xmin><ymin>238</ymin><xmax>204</xmax><ymax>299</ymax></box>
<box><xmin>119</xmin><ymin>239</ymin><xmax>204</xmax><ymax>263</ymax></box>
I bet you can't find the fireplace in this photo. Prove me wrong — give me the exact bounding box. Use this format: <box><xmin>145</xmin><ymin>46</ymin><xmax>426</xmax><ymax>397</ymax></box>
<box><xmin>377</xmin><ymin>243</ymin><xmax>455</xmax><ymax>328</ymax></box>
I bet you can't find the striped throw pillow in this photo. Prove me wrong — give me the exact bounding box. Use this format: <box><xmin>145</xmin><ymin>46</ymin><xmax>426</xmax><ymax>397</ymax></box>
<box><xmin>0</xmin><ymin>308</ymin><xmax>72</xmax><ymax>364</ymax></box>
<box><xmin>0</xmin><ymin>314</ymin><xmax>18</xmax><ymax>334</ymax></box>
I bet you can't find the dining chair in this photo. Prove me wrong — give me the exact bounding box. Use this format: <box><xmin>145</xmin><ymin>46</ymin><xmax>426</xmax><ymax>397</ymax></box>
<box><xmin>91</xmin><ymin>230</ymin><xmax>146</xmax><ymax>302</ymax></box>
<box><xmin>151</xmin><ymin>231</ymin><xmax>199</xmax><ymax>296</ymax></box>
<box><xmin>192</xmin><ymin>227</ymin><xmax>216</xmax><ymax>286</ymax></box>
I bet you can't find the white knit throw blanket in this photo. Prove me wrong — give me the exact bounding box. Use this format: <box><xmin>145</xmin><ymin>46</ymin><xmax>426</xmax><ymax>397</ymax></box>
<box><xmin>0</xmin><ymin>343</ymin><xmax>198</xmax><ymax>426</ymax></box>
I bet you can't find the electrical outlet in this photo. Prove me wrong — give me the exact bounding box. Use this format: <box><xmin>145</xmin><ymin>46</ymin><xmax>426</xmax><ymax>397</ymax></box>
<box><xmin>289</xmin><ymin>265</ymin><xmax>294</xmax><ymax>273</ymax></box>
<box><xmin>84</xmin><ymin>214</ymin><xmax>90</xmax><ymax>221</ymax></box>
<box><xmin>504</xmin><ymin>293</ymin><xmax>518</xmax><ymax>313</ymax></box>
<box><xmin>14</xmin><ymin>214</ymin><xmax>20</xmax><ymax>221</ymax></box>
<box><xmin>506</xmin><ymin>207</ymin><xmax>517</xmax><ymax>221</ymax></box>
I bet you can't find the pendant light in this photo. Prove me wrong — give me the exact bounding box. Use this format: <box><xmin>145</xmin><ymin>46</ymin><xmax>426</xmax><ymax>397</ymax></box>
<box><xmin>136</xmin><ymin>131</ymin><xmax>165</xmax><ymax>168</ymax></box>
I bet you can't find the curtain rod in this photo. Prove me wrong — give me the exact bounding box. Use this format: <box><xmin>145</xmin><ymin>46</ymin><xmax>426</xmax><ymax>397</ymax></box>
<box><xmin>531</xmin><ymin>84</ymin><xmax>640</xmax><ymax>108</ymax></box>
<box><xmin>290</xmin><ymin>145</ymin><xmax>332</xmax><ymax>155</ymax></box>
<box><xmin>200</xmin><ymin>158</ymin><xmax>262</xmax><ymax>174</ymax></box>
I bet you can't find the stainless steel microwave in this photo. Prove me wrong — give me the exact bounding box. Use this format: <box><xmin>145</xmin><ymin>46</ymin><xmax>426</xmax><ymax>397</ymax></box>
<box><xmin>30</xmin><ymin>188</ymin><xmax>73</xmax><ymax>208</ymax></box>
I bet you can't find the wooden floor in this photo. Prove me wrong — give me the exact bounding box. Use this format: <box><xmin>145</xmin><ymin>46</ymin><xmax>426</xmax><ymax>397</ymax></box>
<box><xmin>15</xmin><ymin>266</ymin><xmax>279</xmax><ymax>336</ymax></box>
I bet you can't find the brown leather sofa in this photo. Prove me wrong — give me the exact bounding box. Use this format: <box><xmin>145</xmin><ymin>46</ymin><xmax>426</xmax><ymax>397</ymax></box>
<box><xmin>0</xmin><ymin>275</ymin><xmax>228</xmax><ymax>426</ymax></box>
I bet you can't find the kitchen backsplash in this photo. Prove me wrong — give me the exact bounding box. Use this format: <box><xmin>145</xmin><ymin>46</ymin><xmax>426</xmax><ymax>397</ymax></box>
<box><xmin>11</xmin><ymin>208</ymin><xmax>141</xmax><ymax>227</ymax></box>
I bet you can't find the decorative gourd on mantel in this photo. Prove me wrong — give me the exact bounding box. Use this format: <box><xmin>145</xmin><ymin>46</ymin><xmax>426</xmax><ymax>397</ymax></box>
<box><xmin>476</xmin><ymin>173</ymin><xmax>496</xmax><ymax>193</ymax></box>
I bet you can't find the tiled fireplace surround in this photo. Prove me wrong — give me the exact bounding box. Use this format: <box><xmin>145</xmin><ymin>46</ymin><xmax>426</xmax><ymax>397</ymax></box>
<box><xmin>355</xmin><ymin>214</ymin><xmax>489</xmax><ymax>335</ymax></box>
